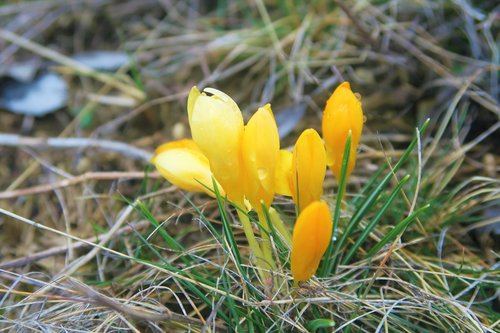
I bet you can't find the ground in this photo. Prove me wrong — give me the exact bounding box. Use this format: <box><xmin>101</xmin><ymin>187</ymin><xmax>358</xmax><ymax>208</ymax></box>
<box><xmin>0</xmin><ymin>1</ymin><xmax>498</xmax><ymax>332</ymax></box>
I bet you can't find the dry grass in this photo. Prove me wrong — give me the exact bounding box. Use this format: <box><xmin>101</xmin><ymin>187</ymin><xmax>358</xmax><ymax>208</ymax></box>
<box><xmin>0</xmin><ymin>0</ymin><xmax>498</xmax><ymax>332</ymax></box>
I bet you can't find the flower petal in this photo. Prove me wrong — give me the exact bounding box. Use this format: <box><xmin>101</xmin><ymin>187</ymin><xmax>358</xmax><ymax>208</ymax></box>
<box><xmin>275</xmin><ymin>149</ymin><xmax>293</xmax><ymax>197</ymax></box>
<box><xmin>290</xmin><ymin>129</ymin><xmax>327</xmax><ymax>211</ymax></box>
<box><xmin>154</xmin><ymin>138</ymin><xmax>201</xmax><ymax>156</ymax></box>
<box><xmin>152</xmin><ymin>143</ymin><xmax>223</xmax><ymax>197</ymax></box>
<box><xmin>189</xmin><ymin>88</ymin><xmax>245</xmax><ymax>201</ymax></box>
<box><xmin>322</xmin><ymin>82</ymin><xmax>363</xmax><ymax>180</ymax></box>
<box><xmin>291</xmin><ymin>201</ymin><xmax>332</xmax><ymax>284</ymax></box>
<box><xmin>242</xmin><ymin>104</ymin><xmax>280</xmax><ymax>208</ymax></box>
<box><xmin>187</xmin><ymin>86</ymin><xmax>201</xmax><ymax>126</ymax></box>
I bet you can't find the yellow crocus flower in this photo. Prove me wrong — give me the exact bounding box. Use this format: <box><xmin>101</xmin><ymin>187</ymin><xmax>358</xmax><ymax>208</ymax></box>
<box><xmin>152</xmin><ymin>139</ymin><xmax>224</xmax><ymax>197</ymax></box>
<box><xmin>290</xmin><ymin>129</ymin><xmax>327</xmax><ymax>211</ymax></box>
<box><xmin>188</xmin><ymin>87</ymin><xmax>245</xmax><ymax>201</ymax></box>
<box><xmin>242</xmin><ymin>104</ymin><xmax>280</xmax><ymax>209</ymax></box>
<box><xmin>291</xmin><ymin>200</ymin><xmax>332</xmax><ymax>285</ymax></box>
<box><xmin>322</xmin><ymin>82</ymin><xmax>364</xmax><ymax>180</ymax></box>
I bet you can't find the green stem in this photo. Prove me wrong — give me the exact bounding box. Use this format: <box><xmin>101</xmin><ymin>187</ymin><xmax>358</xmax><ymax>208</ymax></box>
<box><xmin>257</xmin><ymin>208</ymin><xmax>276</xmax><ymax>271</ymax></box>
<box><xmin>235</xmin><ymin>205</ymin><xmax>265</xmax><ymax>269</ymax></box>
<box><xmin>268</xmin><ymin>207</ymin><xmax>292</xmax><ymax>248</ymax></box>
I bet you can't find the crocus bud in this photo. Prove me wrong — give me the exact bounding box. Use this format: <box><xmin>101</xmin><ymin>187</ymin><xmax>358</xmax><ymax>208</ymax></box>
<box><xmin>291</xmin><ymin>201</ymin><xmax>332</xmax><ymax>285</ymax></box>
<box><xmin>152</xmin><ymin>139</ymin><xmax>224</xmax><ymax>196</ymax></box>
<box><xmin>322</xmin><ymin>82</ymin><xmax>363</xmax><ymax>180</ymax></box>
<box><xmin>242</xmin><ymin>104</ymin><xmax>280</xmax><ymax>209</ymax></box>
<box><xmin>189</xmin><ymin>87</ymin><xmax>245</xmax><ymax>201</ymax></box>
<box><xmin>290</xmin><ymin>129</ymin><xmax>327</xmax><ymax>211</ymax></box>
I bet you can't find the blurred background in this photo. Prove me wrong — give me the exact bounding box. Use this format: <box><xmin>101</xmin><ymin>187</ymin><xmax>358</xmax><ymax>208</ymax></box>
<box><xmin>0</xmin><ymin>1</ymin><xmax>498</xmax><ymax>330</ymax></box>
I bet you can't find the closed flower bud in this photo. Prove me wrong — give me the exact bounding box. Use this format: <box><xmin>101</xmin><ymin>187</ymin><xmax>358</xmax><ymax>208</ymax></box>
<box><xmin>322</xmin><ymin>82</ymin><xmax>363</xmax><ymax>180</ymax></box>
<box><xmin>291</xmin><ymin>201</ymin><xmax>332</xmax><ymax>284</ymax></box>
<box><xmin>290</xmin><ymin>129</ymin><xmax>327</xmax><ymax>211</ymax></box>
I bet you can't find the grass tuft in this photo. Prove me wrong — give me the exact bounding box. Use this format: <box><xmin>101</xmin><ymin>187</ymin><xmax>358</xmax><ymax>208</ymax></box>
<box><xmin>0</xmin><ymin>1</ymin><xmax>498</xmax><ymax>332</ymax></box>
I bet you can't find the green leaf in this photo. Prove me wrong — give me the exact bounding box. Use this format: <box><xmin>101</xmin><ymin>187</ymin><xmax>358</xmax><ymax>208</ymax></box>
<box><xmin>79</xmin><ymin>108</ymin><xmax>95</xmax><ymax>129</ymax></box>
<box><xmin>342</xmin><ymin>174</ymin><xmax>411</xmax><ymax>264</ymax></box>
<box><xmin>306</xmin><ymin>318</ymin><xmax>336</xmax><ymax>331</ymax></box>
<box><xmin>212</xmin><ymin>178</ymin><xmax>243</xmax><ymax>267</ymax></box>
<box><xmin>365</xmin><ymin>204</ymin><xmax>431</xmax><ymax>258</ymax></box>
<box><xmin>330</xmin><ymin>119</ymin><xmax>430</xmax><ymax>272</ymax></box>
<box><xmin>135</xmin><ymin>200</ymin><xmax>183</xmax><ymax>251</ymax></box>
<box><xmin>320</xmin><ymin>131</ymin><xmax>351</xmax><ymax>276</ymax></box>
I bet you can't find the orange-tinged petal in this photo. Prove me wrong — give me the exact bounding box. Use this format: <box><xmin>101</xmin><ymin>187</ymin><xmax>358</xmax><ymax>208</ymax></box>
<box><xmin>152</xmin><ymin>143</ymin><xmax>224</xmax><ymax>197</ymax></box>
<box><xmin>154</xmin><ymin>139</ymin><xmax>201</xmax><ymax>156</ymax></box>
<box><xmin>322</xmin><ymin>82</ymin><xmax>363</xmax><ymax>180</ymax></box>
<box><xmin>290</xmin><ymin>129</ymin><xmax>327</xmax><ymax>211</ymax></box>
<box><xmin>291</xmin><ymin>201</ymin><xmax>332</xmax><ymax>284</ymax></box>
<box><xmin>242</xmin><ymin>104</ymin><xmax>280</xmax><ymax>208</ymax></box>
<box><xmin>189</xmin><ymin>87</ymin><xmax>244</xmax><ymax>201</ymax></box>
<box><xmin>275</xmin><ymin>150</ymin><xmax>293</xmax><ymax>197</ymax></box>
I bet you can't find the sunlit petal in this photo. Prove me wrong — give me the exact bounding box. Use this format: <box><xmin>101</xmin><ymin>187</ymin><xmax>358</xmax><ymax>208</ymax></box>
<box><xmin>187</xmin><ymin>86</ymin><xmax>201</xmax><ymax>126</ymax></box>
<box><xmin>154</xmin><ymin>138</ymin><xmax>201</xmax><ymax>156</ymax></box>
<box><xmin>242</xmin><ymin>104</ymin><xmax>280</xmax><ymax>208</ymax></box>
<box><xmin>290</xmin><ymin>129</ymin><xmax>327</xmax><ymax>211</ymax></box>
<box><xmin>190</xmin><ymin>88</ymin><xmax>245</xmax><ymax>201</ymax></box>
<box><xmin>152</xmin><ymin>143</ymin><xmax>223</xmax><ymax>197</ymax></box>
<box><xmin>291</xmin><ymin>201</ymin><xmax>332</xmax><ymax>284</ymax></box>
<box><xmin>275</xmin><ymin>149</ymin><xmax>293</xmax><ymax>197</ymax></box>
<box><xmin>322</xmin><ymin>82</ymin><xmax>363</xmax><ymax>180</ymax></box>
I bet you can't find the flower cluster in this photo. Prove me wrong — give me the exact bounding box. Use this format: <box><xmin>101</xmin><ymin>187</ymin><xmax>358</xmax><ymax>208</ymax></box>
<box><xmin>152</xmin><ymin>82</ymin><xmax>363</xmax><ymax>285</ymax></box>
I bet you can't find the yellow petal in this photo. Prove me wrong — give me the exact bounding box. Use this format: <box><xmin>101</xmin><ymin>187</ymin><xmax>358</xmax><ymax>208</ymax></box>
<box><xmin>275</xmin><ymin>149</ymin><xmax>293</xmax><ymax>197</ymax></box>
<box><xmin>154</xmin><ymin>139</ymin><xmax>201</xmax><ymax>156</ymax></box>
<box><xmin>189</xmin><ymin>87</ymin><xmax>244</xmax><ymax>201</ymax></box>
<box><xmin>242</xmin><ymin>104</ymin><xmax>280</xmax><ymax>208</ymax></box>
<box><xmin>152</xmin><ymin>143</ymin><xmax>224</xmax><ymax>197</ymax></box>
<box><xmin>322</xmin><ymin>82</ymin><xmax>363</xmax><ymax>180</ymax></box>
<box><xmin>187</xmin><ymin>86</ymin><xmax>201</xmax><ymax>126</ymax></box>
<box><xmin>291</xmin><ymin>201</ymin><xmax>332</xmax><ymax>284</ymax></box>
<box><xmin>290</xmin><ymin>129</ymin><xmax>327</xmax><ymax>211</ymax></box>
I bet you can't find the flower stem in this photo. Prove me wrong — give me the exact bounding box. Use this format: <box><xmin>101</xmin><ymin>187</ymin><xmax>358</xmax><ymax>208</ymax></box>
<box><xmin>235</xmin><ymin>205</ymin><xmax>265</xmax><ymax>270</ymax></box>
<box><xmin>268</xmin><ymin>207</ymin><xmax>292</xmax><ymax>248</ymax></box>
<box><xmin>257</xmin><ymin>208</ymin><xmax>276</xmax><ymax>271</ymax></box>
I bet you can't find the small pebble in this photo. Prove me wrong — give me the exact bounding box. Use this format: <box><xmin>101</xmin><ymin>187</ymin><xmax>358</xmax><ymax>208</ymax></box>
<box><xmin>172</xmin><ymin>122</ymin><xmax>186</xmax><ymax>139</ymax></box>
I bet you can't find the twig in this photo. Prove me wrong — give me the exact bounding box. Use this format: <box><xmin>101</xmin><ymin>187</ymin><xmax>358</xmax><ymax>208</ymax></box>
<box><xmin>0</xmin><ymin>28</ymin><xmax>145</xmax><ymax>100</ymax></box>
<box><xmin>333</xmin><ymin>0</ymin><xmax>379</xmax><ymax>49</ymax></box>
<box><xmin>0</xmin><ymin>171</ymin><xmax>160</xmax><ymax>199</ymax></box>
<box><xmin>0</xmin><ymin>219</ymin><xmax>151</xmax><ymax>270</ymax></box>
<box><xmin>0</xmin><ymin>134</ymin><xmax>153</xmax><ymax>162</ymax></box>
<box><xmin>69</xmin><ymin>278</ymin><xmax>227</xmax><ymax>330</ymax></box>
<box><xmin>92</xmin><ymin>92</ymin><xmax>186</xmax><ymax>135</ymax></box>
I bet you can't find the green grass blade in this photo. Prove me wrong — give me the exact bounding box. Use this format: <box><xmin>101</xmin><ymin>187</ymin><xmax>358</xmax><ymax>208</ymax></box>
<box><xmin>330</xmin><ymin>119</ymin><xmax>430</xmax><ymax>272</ymax></box>
<box><xmin>212</xmin><ymin>178</ymin><xmax>243</xmax><ymax>268</ymax></box>
<box><xmin>132</xmin><ymin>231</ymin><xmax>232</xmax><ymax>323</ymax></box>
<box><xmin>220</xmin><ymin>264</ymin><xmax>244</xmax><ymax>331</ymax></box>
<box><xmin>364</xmin><ymin>203</ymin><xmax>431</xmax><ymax>258</ymax></box>
<box><xmin>184</xmin><ymin>197</ymin><xmax>223</xmax><ymax>239</ymax></box>
<box><xmin>306</xmin><ymin>318</ymin><xmax>336</xmax><ymax>331</ymax></box>
<box><xmin>342</xmin><ymin>174</ymin><xmax>411</xmax><ymax>265</ymax></box>
<box><xmin>320</xmin><ymin>132</ymin><xmax>351</xmax><ymax>276</ymax></box>
<box><xmin>134</xmin><ymin>200</ymin><xmax>184</xmax><ymax>251</ymax></box>
<box><xmin>351</xmin><ymin>160</ymin><xmax>388</xmax><ymax>207</ymax></box>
